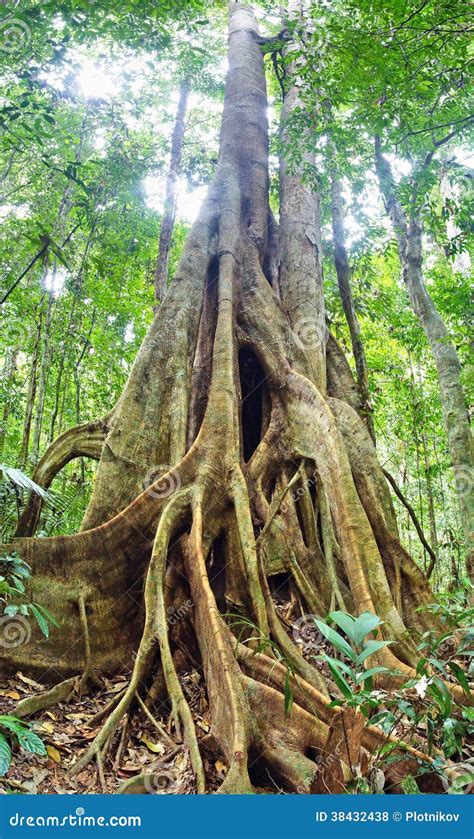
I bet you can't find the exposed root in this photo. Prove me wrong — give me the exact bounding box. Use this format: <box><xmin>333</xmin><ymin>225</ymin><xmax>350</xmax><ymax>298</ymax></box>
<box><xmin>183</xmin><ymin>503</ymin><xmax>253</xmax><ymax>794</ymax></box>
<box><xmin>15</xmin><ymin>677</ymin><xmax>78</xmax><ymax>719</ymax></box>
<box><xmin>134</xmin><ymin>691</ymin><xmax>178</xmax><ymax>752</ymax></box>
<box><xmin>15</xmin><ymin>414</ymin><xmax>111</xmax><ymax>537</ymax></box>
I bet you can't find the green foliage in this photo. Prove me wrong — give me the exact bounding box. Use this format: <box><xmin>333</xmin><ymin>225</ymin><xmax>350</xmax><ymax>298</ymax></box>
<box><xmin>227</xmin><ymin>614</ymin><xmax>295</xmax><ymax>718</ymax></box>
<box><xmin>0</xmin><ymin>715</ymin><xmax>46</xmax><ymax>777</ymax></box>
<box><xmin>0</xmin><ymin>550</ymin><xmax>59</xmax><ymax>638</ymax></box>
<box><xmin>315</xmin><ymin>611</ymin><xmax>392</xmax><ymax>712</ymax></box>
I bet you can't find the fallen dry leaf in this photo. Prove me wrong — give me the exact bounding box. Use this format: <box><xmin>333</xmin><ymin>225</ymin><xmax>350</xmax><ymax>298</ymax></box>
<box><xmin>16</xmin><ymin>672</ymin><xmax>43</xmax><ymax>690</ymax></box>
<box><xmin>108</xmin><ymin>682</ymin><xmax>128</xmax><ymax>693</ymax></box>
<box><xmin>46</xmin><ymin>745</ymin><xmax>61</xmax><ymax>764</ymax></box>
<box><xmin>140</xmin><ymin>735</ymin><xmax>165</xmax><ymax>755</ymax></box>
<box><xmin>215</xmin><ymin>760</ymin><xmax>228</xmax><ymax>774</ymax></box>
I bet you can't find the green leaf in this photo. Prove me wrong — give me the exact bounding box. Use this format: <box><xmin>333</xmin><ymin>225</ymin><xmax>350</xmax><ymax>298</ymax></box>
<box><xmin>356</xmin><ymin>640</ymin><xmax>391</xmax><ymax>666</ymax></box>
<box><xmin>355</xmin><ymin>666</ymin><xmax>390</xmax><ymax>684</ymax></box>
<box><xmin>319</xmin><ymin>655</ymin><xmax>353</xmax><ymax>677</ymax></box>
<box><xmin>326</xmin><ymin>659</ymin><xmax>354</xmax><ymax>699</ymax></box>
<box><xmin>328</xmin><ymin>611</ymin><xmax>355</xmax><ymax>640</ymax></box>
<box><xmin>429</xmin><ymin>677</ymin><xmax>452</xmax><ymax>718</ymax></box>
<box><xmin>447</xmin><ymin>661</ymin><xmax>470</xmax><ymax>695</ymax></box>
<box><xmin>352</xmin><ymin>612</ymin><xmax>382</xmax><ymax>646</ymax></box>
<box><xmin>0</xmin><ymin>715</ymin><xmax>24</xmax><ymax>737</ymax></box>
<box><xmin>29</xmin><ymin>604</ymin><xmax>50</xmax><ymax>638</ymax></box>
<box><xmin>315</xmin><ymin>620</ymin><xmax>357</xmax><ymax>661</ymax></box>
<box><xmin>0</xmin><ymin>465</ymin><xmax>52</xmax><ymax>503</ymax></box>
<box><xmin>15</xmin><ymin>727</ymin><xmax>46</xmax><ymax>756</ymax></box>
<box><xmin>0</xmin><ymin>733</ymin><xmax>11</xmax><ymax>777</ymax></box>
<box><xmin>33</xmin><ymin>603</ymin><xmax>59</xmax><ymax>628</ymax></box>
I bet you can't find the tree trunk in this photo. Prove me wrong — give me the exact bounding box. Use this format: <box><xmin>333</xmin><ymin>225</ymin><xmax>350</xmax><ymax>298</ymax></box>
<box><xmin>153</xmin><ymin>79</ymin><xmax>189</xmax><ymax>306</ymax></box>
<box><xmin>1</xmin><ymin>3</ymin><xmax>458</xmax><ymax>794</ymax></box>
<box><xmin>374</xmin><ymin>137</ymin><xmax>473</xmax><ymax>580</ymax></box>
<box><xmin>31</xmin><ymin>289</ymin><xmax>54</xmax><ymax>464</ymax></box>
<box><xmin>0</xmin><ymin>346</ymin><xmax>18</xmax><ymax>457</ymax></box>
<box><xmin>18</xmin><ymin>308</ymin><xmax>42</xmax><ymax>468</ymax></box>
<box><xmin>330</xmin><ymin>173</ymin><xmax>374</xmax><ymax>441</ymax></box>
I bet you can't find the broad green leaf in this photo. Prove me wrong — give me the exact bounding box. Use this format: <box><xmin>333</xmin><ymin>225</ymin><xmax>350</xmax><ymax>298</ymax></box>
<box><xmin>356</xmin><ymin>640</ymin><xmax>391</xmax><ymax>666</ymax></box>
<box><xmin>15</xmin><ymin>727</ymin><xmax>46</xmax><ymax>756</ymax></box>
<box><xmin>447</xmin><ymin>662</ymin><xmax>470</xmax><ymax>695</ymax></box>
<box><xmin>0</xmin><ymin>733</ymin><xmax>11</xmax><ymax>777</ymax></box>
<box><xmin>315</xmin><ymin>620</ymin><xmax>357</xmax><ymax>661</ymax></box>
<box><xmin>326</xmin><ymin>660</ymin><xmax>354</xmax><ymax>699</ymax></box>
<box><xmin>352</xmin><ymin>612</ymin><xmax>383</xmax><ymax>646</ymax></box>
<box><xmin>328</xmin><ymin>611</ymin><xmax>355</xmax><ymax>641</ymax></box>
<box><xmin>355</xmin><ymin>666</ymin><xmax>390</xmax><ymax>684</ymax></box>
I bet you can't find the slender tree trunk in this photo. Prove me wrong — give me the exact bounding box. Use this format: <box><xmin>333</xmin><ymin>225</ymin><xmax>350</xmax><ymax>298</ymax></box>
<box><xmin>330</xmin><ymin>173</ymin><xmax>374</xmax><ymax>441</ymax></box>
<box><xmin>153</xmin><ymin>79</ymin><xmax>189</xmax><ymax>306</ymax></box>
<box><xmin>31</xmin><ymin>289</ymin><xmax>54</xmax><ymax>464</ymax></box>
<box><xmin>19</xmin><ymin>308</ymin><xmax>42</xmax><ymax>468</ymax></box>
<box><xmin>375</xmin><ymin>136</ymin><xmax>473</xmax><ymax>579</ymax></box>
<box><xmin>421</xmin><ymin>428</ymin><xmax>439</xmax><ymax>577</ymax></box>
<box><xmin>0</xmin><ymin>346</ymin><xmax>18</xmax><ymax>457</ymax></box>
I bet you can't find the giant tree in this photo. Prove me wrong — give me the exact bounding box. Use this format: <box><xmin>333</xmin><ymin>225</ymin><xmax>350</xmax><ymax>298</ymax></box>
<box><xmin>0</xmin><ymin>2</ymin><xmax>465</xmax><ymax>794</ymax></box>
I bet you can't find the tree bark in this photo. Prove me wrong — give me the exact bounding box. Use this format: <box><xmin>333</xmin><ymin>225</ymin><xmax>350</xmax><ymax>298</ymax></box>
<box><xmin>0</xmin><ymin>346</ymin><xmax>18</xmax><ymax>457</ymax></box>
<box><xmin>15</xmin><ymin>415</ymin><xmax>111</xmax><ymax>537</ymax></box>
<box><xmin>18</xmin><ymin>308</ymin><xmax>42</xmax><ymax>468</ymax></box>
<box><xmin>374</xmin><ymin>136</ymin><xmax>473</xmax><ymax>580</ymax></box>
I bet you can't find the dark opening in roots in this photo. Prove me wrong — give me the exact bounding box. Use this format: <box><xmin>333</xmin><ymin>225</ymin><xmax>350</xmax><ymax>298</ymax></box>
<box><xmin>238</xmin><ymin>346</ymin><xmax>268</xmax><ymax>462</ymax></box>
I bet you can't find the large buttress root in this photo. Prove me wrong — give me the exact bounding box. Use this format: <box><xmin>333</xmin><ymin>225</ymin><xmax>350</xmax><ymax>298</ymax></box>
<box><xmin>15</xmin><ymin>414</ymin><xmax>111</xmax><ymax>537</ymax></box>
<box><xmin>1</xmin><ymin>2</ymin><xmax>467</xmax><ymax>794</ymax></box>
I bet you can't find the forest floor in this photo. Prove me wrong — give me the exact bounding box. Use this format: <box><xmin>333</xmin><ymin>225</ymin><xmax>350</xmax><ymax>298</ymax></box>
<box><xmin>0</xmin><ymin>670</ymin><xmax>215</xmax><ymax>795</ymax></box>
<box><xmin>0</xmin><ymin>599</ymin><xmax>328</xmax><ymax>795</ymax></box>
<box><xmin>1</xmin><ymin>603</ymin><xmax>469</xmax><ymax>796</ymax></box>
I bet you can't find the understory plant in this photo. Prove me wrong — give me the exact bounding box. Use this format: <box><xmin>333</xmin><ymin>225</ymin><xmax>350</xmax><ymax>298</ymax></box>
<box><xmin>0</xmin><ymin>716</ymin><xmax>46</xmax><ymax>777</ymax></box>
<box><xmin>314</xmin><ymin>605</ymin><xmax>473</xmax><ymax>793</ymax></box>
<box><xmin>0</xmin><ymin>550</ymin><xmax>58</xmax><ymax>638</ymax></box>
